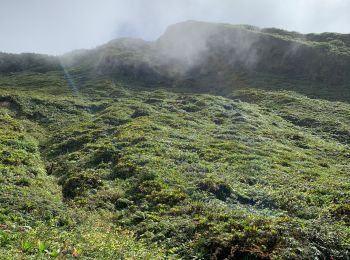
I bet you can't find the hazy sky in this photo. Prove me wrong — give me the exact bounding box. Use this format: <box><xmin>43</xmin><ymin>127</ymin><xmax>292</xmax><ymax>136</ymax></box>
<box><xmin>1</xmin><ymin>0</ymin><xmax>349</xmax><ymax>55</ymax></box>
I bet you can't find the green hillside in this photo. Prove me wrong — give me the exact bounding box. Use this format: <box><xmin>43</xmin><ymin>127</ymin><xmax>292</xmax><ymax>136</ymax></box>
<box><xmin>0</xmin><ymin>21</ymin><xmax>349</xmax><ymax>259</ymax></box>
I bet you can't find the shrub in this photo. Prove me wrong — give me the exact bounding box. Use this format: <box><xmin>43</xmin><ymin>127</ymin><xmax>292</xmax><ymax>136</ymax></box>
<box><xmin>62</xmin><ymin>174</ymin><xmax>103</xmax><ymax>199</ymax></box>
<box><xmin>330</xmin><ymin>204</ymin><xmax>350</xmax><ymax>224</ymax></box>
<box><xmin>131</xmin><ymin>108</ymin><xmax>150</xmax><ymax>118</ymax></box>
<box><xmin>197</xmin><ymin>178</ymin><xmax>232</xmax><ymax>201</ymax></box>
<box><xmin>90</xmin><ymin>145</ymin><xmax>119</xmax><ymax>165</ymax></box>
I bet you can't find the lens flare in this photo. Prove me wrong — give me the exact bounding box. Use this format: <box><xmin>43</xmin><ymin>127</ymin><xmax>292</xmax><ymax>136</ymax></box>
<box><xmin>60</xmin><ymin>61</ymin><xmax>79</xmax><ymax>95</ymax></box>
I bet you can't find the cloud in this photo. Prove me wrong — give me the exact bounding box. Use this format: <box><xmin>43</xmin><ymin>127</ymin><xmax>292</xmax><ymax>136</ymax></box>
<box><xmin>0</xmin><ymin>0</ymin><xmax>349</xmax><ymax>55</ymax></box>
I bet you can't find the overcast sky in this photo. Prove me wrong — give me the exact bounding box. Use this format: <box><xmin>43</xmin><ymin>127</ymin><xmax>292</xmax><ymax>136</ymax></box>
<box><xmin>1</xmin><ymin>0</ymin><xmax>349</xmax><ymax>55</ymax></box>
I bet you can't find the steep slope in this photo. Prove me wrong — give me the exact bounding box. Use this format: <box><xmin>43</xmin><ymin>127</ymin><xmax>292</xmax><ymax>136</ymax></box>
<box><xmin>0</xmin><ymin>21</ymin><xmax>350</xmax><ymax>259</ymax></box>
<box><xmin>0</xmin><ymin>82</ymin><xmax>349</xmax><ymax>259</ymax></box>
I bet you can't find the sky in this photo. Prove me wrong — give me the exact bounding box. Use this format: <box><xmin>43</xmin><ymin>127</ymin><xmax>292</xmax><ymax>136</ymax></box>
<box><xmin>0</xmin><ymin>0</ymin><xmax>350</xmax><ymax>55</ymax></box>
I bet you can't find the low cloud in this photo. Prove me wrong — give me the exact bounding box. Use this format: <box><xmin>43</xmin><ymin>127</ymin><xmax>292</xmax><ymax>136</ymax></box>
<box><xmin>0</xmin><ymin>0</ymin><xmax>349</xmax><ymax>55</ymax></box>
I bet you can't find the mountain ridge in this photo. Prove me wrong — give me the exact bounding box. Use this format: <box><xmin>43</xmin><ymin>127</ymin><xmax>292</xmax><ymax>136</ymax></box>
<box><xmin>2</xmin><ymin>20</ymin><xmax>350</xmax><ymax>101</ymax></box>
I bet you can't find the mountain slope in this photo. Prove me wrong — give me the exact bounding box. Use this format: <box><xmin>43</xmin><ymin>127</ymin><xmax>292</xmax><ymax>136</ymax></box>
<box><xmin>59</xmin><ymin>21</ymin><xmax>350</xmax><ymax>100</ymax></box>
<box><xmin>0</xmin><ymin>21</ymin><xmax>349</xmax><ymax>259</ymax></box>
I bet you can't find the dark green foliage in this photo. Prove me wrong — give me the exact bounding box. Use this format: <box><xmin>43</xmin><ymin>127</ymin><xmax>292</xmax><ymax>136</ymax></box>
<box><xmin>131</xmin><ymin>107</ymin><xmax>151</xmax><ymax>118</ymax></box>
<box><xmin>331</xmin><ymin>203</ymin><xmax>350</xmax><ymax>224</ymax></box>
<box><xmin>0</xmin><ymin>52</ymin><xmax>60</xmax><ymax>74</ymax></box>
<box><xmin>62</xmin><ymin>173</ymin><xmax>103</xmax><ymax>199</ymax></box>
<box><xmin>197</xmin><ymin>178</ymin><xmax>232</xmax><ymax>200</ymax></box>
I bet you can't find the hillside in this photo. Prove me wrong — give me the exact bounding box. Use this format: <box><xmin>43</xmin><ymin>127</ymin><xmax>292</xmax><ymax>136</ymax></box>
<box><xmin>0</xmin><ymin>21</ymin><xmax>349</xmax><ymax>259</ymax></box>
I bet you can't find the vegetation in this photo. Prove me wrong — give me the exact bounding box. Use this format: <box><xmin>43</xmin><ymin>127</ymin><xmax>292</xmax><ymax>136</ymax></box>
<box><xmin>0</xmin><ymin>21</ymin><xmax>350</xmax><ymax>259</ymax></box>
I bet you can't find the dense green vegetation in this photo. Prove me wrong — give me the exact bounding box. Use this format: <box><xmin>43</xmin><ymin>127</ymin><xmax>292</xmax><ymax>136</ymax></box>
<box><xmin>0</xmin><ymin>21</ymin><xmax>350</xmax><ymax>259</ymax></box>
